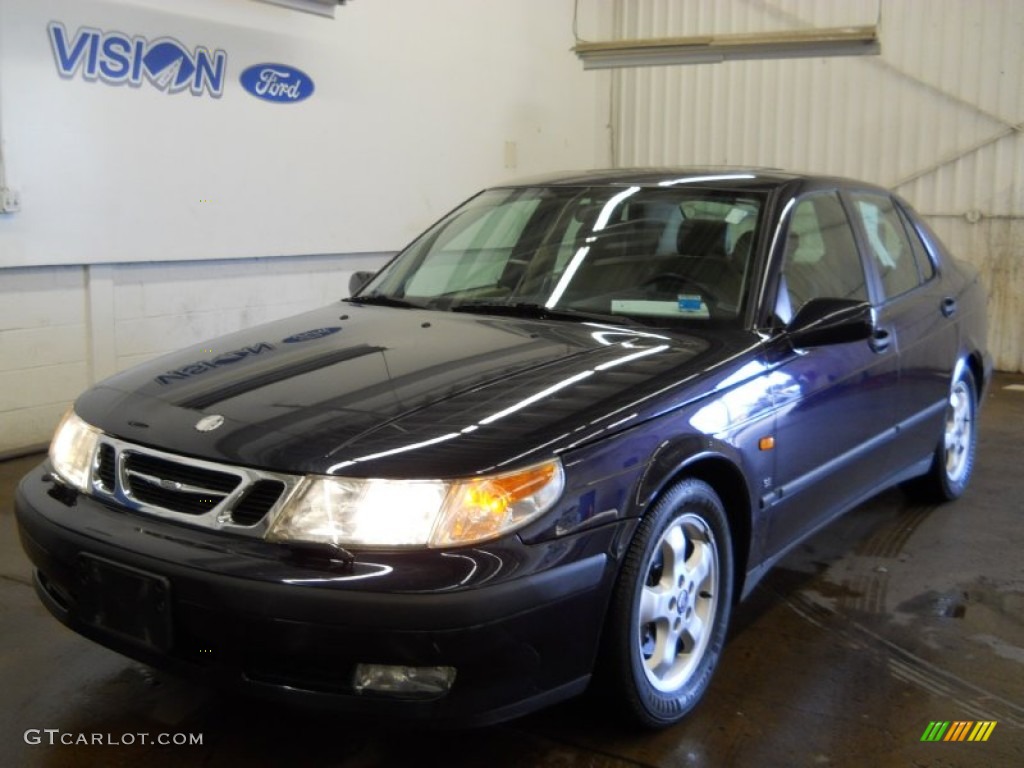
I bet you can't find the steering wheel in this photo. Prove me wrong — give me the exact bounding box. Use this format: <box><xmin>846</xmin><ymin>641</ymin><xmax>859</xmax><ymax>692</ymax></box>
<box><xmin>640</xmin><ymin>272</ymin><xmax>720</xmax><ymax>304</ymax></box>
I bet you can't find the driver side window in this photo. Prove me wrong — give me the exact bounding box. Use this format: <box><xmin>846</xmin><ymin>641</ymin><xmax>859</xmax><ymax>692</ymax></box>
<box><xmin>776</xmin><ymin>192</ymin><xmax>867</xmax><ymax>324</ymax></box>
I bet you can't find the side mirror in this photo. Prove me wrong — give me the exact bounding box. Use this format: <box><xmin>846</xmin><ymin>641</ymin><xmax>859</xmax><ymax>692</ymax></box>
<box><xmin>348</xmin><ymin>271</ymin><xmax>374</xmax><ymax>296</ymax></box>
<box><xmin>786</xmin><ymin>298</ymin><xmax>873</xmax><ymax>348</ymax></box>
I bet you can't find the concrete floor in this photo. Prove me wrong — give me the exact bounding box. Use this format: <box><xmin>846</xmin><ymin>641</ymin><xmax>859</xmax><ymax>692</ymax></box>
<box><xmin>2</xmin><ymin>374</ymin><xmax>1022</xmax><ymax>768</ymax></box>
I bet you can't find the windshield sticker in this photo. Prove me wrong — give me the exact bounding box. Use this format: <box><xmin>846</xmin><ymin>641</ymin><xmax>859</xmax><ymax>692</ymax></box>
<box><xmin>677</xmin><ymin>294</ymin><xmax>710</xmax><ymax>317</ymax></box>
<box><xmin>611</xmin><ymin>299</ymin><xmax>708</xmax><ymax>318</ymax></box>
<box><xmin>677</xmin><ymin>294</ymin><xmax>703</xmax><ymax>312</ymax></box>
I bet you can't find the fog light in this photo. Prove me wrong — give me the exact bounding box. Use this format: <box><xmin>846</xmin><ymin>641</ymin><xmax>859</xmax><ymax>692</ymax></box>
<box><xmin>352</xmin><ymin>664</ymin><xmax>456</xmax><ymax>697</ymax></box>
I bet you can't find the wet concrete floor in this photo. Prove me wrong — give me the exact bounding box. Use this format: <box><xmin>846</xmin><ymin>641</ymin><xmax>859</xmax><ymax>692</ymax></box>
<box><xmin>1</xmin><ymin>374</ymin><xmax>1022</xmax><ymax>767</ymax></box>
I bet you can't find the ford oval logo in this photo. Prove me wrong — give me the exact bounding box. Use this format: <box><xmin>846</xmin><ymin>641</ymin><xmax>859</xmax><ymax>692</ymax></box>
<box><xmin>239</xmin><ymin>63</ymin><xmax>314</xmax><ymax>103</ymax></box>
<box><xmin>282</xmin><ymin>327</ymin><xmax>341</xmax><ymax>343</ymax></box>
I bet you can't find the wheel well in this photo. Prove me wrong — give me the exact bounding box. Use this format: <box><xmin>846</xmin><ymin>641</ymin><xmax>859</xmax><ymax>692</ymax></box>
<box><xmin>668</xmin><ymin>457</ymin><xmax>752</xmax><ymax>603</ymax></box>
<box><xmin>966</xmin><ymin>352</ymin><xmax>985</xmax><ymax>396</ymax></box>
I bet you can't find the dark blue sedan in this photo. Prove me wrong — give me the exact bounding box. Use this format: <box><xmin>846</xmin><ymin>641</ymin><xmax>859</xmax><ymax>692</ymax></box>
<box><xmin>16</xmin><ymin>169</ymin><xmax>991</xmax><ymax>727</ymax></box>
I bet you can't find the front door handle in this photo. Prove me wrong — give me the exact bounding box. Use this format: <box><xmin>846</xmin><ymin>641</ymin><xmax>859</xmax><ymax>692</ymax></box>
<box><xmin>941</xmin><ymin>296</ymin><xmax>958</xmax><ymax>318</ymax></box>
<box><xmin>869</xmin><ymin>327</ymin><xmax>892</xmax><ymax>354</ymax></box>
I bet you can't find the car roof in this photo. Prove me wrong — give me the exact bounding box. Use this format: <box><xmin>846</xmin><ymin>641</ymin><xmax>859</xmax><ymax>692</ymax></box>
<box><xmin>499</xmin><ymin>167</ymin><xmax>889</xmax><ymax>195</ymax></box>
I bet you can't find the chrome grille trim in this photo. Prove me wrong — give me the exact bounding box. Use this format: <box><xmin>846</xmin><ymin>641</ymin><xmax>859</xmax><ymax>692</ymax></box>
<box><xmin>125</xmin><ymin>469</ymin><xmax>227</xmax><ymax>496</ymax></box>
<box><xmin>87</xmin><ymin>435</ymin><xmax>300</xmax><ymax>537</ymax></box>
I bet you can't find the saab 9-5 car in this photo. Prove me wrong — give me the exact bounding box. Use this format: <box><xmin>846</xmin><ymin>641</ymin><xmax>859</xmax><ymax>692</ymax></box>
<box><xmin>16</xmin><ymin>169</ymin><xmax>990</xmax><ymax>727</ymax></box>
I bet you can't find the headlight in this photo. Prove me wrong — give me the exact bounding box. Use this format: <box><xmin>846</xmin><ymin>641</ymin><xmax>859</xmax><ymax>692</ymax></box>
<box><xmin>49</xmin><ymin>409</ymin><xmax>102</xmax><ymax>492</ymax></box>
<box><xmin>266</xmin><ymin>459</ymin><xmax>564</xmax><ymax>549</ymax></box>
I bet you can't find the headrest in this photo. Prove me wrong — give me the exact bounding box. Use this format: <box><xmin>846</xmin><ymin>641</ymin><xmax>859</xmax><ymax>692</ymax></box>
<box><xmin>677</xmin><ymin>219</ymin><xmax>728</xmax><ymax>257</ymax></box>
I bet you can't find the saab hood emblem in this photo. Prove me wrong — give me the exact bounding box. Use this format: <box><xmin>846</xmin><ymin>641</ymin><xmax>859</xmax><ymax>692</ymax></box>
<box><xmin>195</xmin><ymin>414</ymin><xmax>225</xmax><ymax>432</ymax></box>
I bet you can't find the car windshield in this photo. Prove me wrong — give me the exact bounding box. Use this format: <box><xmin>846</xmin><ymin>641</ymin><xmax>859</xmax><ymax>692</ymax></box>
<box><xmin>358</xmin><ymin>185</ymin><xmax>765</xmax><ymax>328</ymax></box>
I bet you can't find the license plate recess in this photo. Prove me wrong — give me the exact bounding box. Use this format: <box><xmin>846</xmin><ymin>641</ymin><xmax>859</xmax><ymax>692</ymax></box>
<box><xmin>77</xmin><ymin>554</ymin><xmax>173</xmax><ymax>652</ymax></box>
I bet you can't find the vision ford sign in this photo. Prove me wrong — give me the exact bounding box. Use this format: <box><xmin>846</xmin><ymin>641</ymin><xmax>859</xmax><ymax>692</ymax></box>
<box><xmin>240</xmin><ymin>63</ymin><xmax>315</xmax><ymax>103</ymax></box>
<box><xmin>48</xmin><ymin>22</ymin><xmax>226</xmax><ymax>98</ymax></box>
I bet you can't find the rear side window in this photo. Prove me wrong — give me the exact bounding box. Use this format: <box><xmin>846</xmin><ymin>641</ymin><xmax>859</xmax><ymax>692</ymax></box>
<box><xmin>777</xmin><ymin>192</ymin><xmax>867</xmax><ymax>322</ymax></box>
<box><xmin>849</xmin><ymin>192</ymin><xmax>922</xmax><ymax>300</ymax></box>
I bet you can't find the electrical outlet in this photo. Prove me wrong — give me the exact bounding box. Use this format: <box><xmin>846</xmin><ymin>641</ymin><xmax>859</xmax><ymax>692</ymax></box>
<box><xmin>1</xmin><ymin>187</ymin><xmax>21</xmax><ymax>213</ymax></box>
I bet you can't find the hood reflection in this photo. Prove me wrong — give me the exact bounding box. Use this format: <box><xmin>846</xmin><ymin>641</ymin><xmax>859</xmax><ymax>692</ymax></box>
<box><xmin>329</xmin><ymin>341</ymin><xmax>675</xmax><ymax>474</ymax></box>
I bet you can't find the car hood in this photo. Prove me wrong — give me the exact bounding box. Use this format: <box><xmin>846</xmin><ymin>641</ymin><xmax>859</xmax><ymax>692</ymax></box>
<box><xmin>75</xmin><ymin>303</ymin><xmax>759</xmax><ymax>477</ymax></box>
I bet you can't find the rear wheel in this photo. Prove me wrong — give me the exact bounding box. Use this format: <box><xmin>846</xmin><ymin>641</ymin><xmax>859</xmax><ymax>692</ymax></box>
<box><xmin>905</xmin><ymin>369</ymin><xmax>978</xmax><ymax>502</ymax></box>
<box><xmin>603</xmin><ymin>479</ymin><xmax>733</xmax><ymax>727</ymax></box>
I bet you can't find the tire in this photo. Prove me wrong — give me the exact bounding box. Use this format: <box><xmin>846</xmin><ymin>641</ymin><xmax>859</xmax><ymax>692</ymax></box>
<box><xmin>603</xmin><ymin>478</ymin><xmax>734</xmax><ymax>727</ymax></box>
<box><xmin>905</xmin><ymin>369</ymin><xmax>978</xmax><ymax>502</ymax></box>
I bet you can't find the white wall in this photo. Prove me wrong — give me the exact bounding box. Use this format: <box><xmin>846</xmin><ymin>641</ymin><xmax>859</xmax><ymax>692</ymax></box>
<box><xmin>604</xmin><ymin>0</ymin><xmax>1024</xmax><ymax>372</ymax></box>
<box><xmin>0</xmin><ymin>254</ymin><xmax>384</xmax><ymax>456</ymax></box>
<box><xmin>0</xmin><ymin>0</ymin><xmax>609</xmax><ymax>455</ymax></box>
<box><xmin>1</xmin><ymin>0</ymin><xmax>605</xmax><ymax>265</ymax></box>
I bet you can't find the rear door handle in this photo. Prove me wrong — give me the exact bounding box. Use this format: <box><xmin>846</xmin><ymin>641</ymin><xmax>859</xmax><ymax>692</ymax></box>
<box><xmin>941</xmin><ymin>296</ymin><xmax>958</xmax><ymax>317</ymax></box>
<box><xmin>869</xmin><ymin>327</ymin><xmax>892</xmax><ymax>354</ymax></box>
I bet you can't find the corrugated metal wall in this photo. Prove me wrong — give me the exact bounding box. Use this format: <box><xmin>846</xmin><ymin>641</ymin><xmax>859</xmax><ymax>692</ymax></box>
<box><xmin>608</xmin><ymin>0</ymin><xmax>1023</xmax><ymax>371</ymax></box>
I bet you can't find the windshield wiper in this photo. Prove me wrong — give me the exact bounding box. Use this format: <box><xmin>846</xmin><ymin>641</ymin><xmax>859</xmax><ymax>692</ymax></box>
<box><xmin>450</xmin><ymin>301</ymin><xmax>634</xmax><ymax>326</ymax></box>
<box><xmin>344</xmin><ymin>294</ymin><xmax>422</xmax><ymax>309</ymax></box>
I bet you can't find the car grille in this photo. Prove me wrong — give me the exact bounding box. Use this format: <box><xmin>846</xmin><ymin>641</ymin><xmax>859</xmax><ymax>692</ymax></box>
<box><xmin>95</xmin><ymin>443</ymin><xmax>117</xmax><ymax>493</ymax></box>
<box><xmin>89</xmin><ymin>437</ymin><xmax>296</xmax><ymax>536</ymax></box>
<box><xmin>232</xmin><ymin>480</ymin><xmax>289</xmax><ymax>525</ymax></box>
<box><xmin>124</xmin><ymin>452</ymin><xmax>242</xmax><ymax>514</ymax></box>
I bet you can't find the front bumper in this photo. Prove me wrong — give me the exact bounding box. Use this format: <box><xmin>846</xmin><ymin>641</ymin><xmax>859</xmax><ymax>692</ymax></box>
<box><xmin>15</xmin><ymin>463</ymin><xmax>626</xmax><ymax>726</ymax></box>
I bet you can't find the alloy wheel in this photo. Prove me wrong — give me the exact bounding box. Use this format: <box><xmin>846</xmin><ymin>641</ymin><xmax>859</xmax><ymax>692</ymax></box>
<box><xmin>945</xmin><ymin>379</ymin><xmax>973</xmax><ymax>484</ymax></box>
<box><xmin>637</xmin><ymin>513</ymin><xmax>719</xmax><ymax>692</ymax></box>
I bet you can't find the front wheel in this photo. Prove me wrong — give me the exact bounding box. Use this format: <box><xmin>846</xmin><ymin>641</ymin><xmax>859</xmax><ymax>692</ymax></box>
<box><xmin>603</xmin><ymin>479</ymin><xmax>734</xmax><ymax>727</ymax></box>
<box><xmin>904</xmin><ymin>370</ymin><xmax>978</xmax><ymax>502</ymax></box>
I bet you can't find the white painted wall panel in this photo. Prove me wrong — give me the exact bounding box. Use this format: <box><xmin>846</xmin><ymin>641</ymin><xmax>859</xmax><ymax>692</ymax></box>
<box><xmin>0</xmin><ymin>267</ymin><xmax>90</xmax><ymax>453</ymax></box>
<box><xmin>0</xmin><ymin>252</ymin><xmax>388</xmax><ymax>456</ymax></box>
<box><xmin>108</xmin><ymin>252</ymin><xmax>384</xmax><ymax>368</ymax></box>
<box><xmin>0</xmin><ymin>364</ymin><xmax>90</xmax><ymax>413</ymax></box>
<box><xmin>0</xmin><ymin>0</ymin><xmax>604</xmax><ymax>267</ymax></box>
<box><xmin>0</xmin><ymin>268</ymin><xmax>87</xmax><ymax>331</ymax></box>
<box><xmin>608</xmin><ymin>0</ymin><xmax>1024</xmax><ymax>371</ymax></box>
